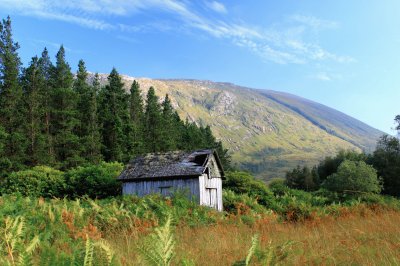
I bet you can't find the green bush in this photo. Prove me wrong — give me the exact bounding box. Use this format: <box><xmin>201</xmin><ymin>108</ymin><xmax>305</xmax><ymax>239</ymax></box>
<box><xmin>222</xmin><ymin>190</ymin><xmax>267</xmax><ymax>215</ymax></box>
<box><xmin>0</xmin><ymin>166</ymin><xmax>65</xmax><ymax>197</ymax></box>
<box><xmin>223</xmin><ymin>171</ymin><xmax>275</xmax><ymax>207</ymax></box>
<box><xmin>268</xmin><ymin>179</ymin><xmax>290</xmax><ymax>196</ymax></box>
<box><xmin>285</xmin><ymin>166</ymin><xmax>319</xmax><ymax>191</ymax></box>
<box><xmin>322</xmin><ymin>160</ymin><xmax>382</xmax><ymax>194</ymax></box>
<box><xmin>65</xmin><ymin>162</ymin><xmax>123</xmax><ymax>198</ymax></box>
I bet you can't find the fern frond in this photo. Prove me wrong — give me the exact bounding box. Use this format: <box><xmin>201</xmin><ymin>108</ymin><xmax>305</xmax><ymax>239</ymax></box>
<box><xmin>94</xmin><ymin>239</ymin><xmax>115</xmax><ymax>265</ymax></box>
<box><xmin>25</xmin><ymin>235</ymin><xmax>40</xmax><ymax>255</ymax></box>
<box><xmin>83</xmin><ymin>236</ymin><xmax>94</xmax><ymax>266</ymax></box>
<box><xmin>245</xmin><ymin>234</ymin><xmax>259</xmax><ymax>266</ymax></box>
<box><xmin>138</xmin><ymin>213</ymin><xmax>175</xmax><ymax>266</ymax></box>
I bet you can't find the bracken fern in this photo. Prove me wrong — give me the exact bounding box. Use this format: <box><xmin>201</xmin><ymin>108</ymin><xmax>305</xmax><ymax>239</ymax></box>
<box><xmin>0</xmin><ymin>216</ymin><xmax>40</xmax><ymax>266</ymax></box>
<box><xmin>138</xmin><ymin>213</ymin><xmax>175</xmax><ymax>266</ymax></box>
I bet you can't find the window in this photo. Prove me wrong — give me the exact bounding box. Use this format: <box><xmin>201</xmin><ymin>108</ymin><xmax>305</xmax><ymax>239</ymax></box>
<box><xmin>159</xmin><ymin>186</ymin><xmax>172</xmax><ymax>196</ymax></box>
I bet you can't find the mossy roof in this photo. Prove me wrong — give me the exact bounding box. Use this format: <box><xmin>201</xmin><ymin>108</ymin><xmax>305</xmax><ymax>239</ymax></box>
<box><xmin>118</xmin><ymin>149</ymin><xmax>223</xmax><ymax>181</ymax></box>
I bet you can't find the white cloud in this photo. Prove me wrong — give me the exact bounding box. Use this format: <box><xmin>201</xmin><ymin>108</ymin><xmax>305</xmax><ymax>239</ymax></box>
<box><xmin>314</xmin><ymin>72</ymin><xmax>332</xmax><ymax>81</ymax></box>
<box><xmin>311</xmin><ymin>72</ymin><xmax>343</xmax><ymax>81</ymax></box>
<box><xmin>0</xmin><ymin>0</ymin><xmax>354</xmax><ymax>65</ymax></box>
<box><xmin>205</xmin><ymin>1</ymin><xmax>227</xmax><ymax>14</ymax></box>
<box><xmin>290</xmin><ymin>14</ymin><xmax>339</xmax><ymax>30</ymax></box>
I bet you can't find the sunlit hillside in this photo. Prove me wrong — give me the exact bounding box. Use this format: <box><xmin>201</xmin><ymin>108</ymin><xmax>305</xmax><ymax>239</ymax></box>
<box><xmin>91</xmin><ymin>74</ymin><xmax>383</xmax><ymax>180</ymax></box>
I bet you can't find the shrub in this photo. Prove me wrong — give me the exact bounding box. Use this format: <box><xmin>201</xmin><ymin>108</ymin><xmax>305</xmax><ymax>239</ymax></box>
<box><xmin>223</xmin><ymin>171</ymin><xmax>275</xmax><ymax>207</ymax></box>
<box><xmin>317</xmin><ymin>150</ymin><xmax>367</xmax><ymax>183</ymax></box>
<box><xmin>285</xmin><ymin>165</ymin><xmax>319</xmax><ymax>191</ymax></box>
<box><xmin>322</xmin><ymin>160</ymin><xmax>382</xmax><ymax>194</ymax></box>
<box><xmin>0</xmin><ymin>166</ymin><xmax>65</xmax><ymax>197</ymax></box>
<box><xmin>268</xmin><ymin>179</ymin><xmax>289</xmax><ymax>196</ymax></box>
<box><xmin>65</xmin><ymin>162</ymin><xmax>123</xmax><ymax>198</ymax></box>
<box><xmin>222</xmin><ymin>190</ymin><xmax>267</xmax><ymax>215</ymax></box>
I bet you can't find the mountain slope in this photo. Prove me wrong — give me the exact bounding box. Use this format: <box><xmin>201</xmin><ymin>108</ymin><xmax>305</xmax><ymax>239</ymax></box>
<box><xmin>92</xmin><ymin>74</ymin><xmax>383</xmax><ymax>180</ymax></box>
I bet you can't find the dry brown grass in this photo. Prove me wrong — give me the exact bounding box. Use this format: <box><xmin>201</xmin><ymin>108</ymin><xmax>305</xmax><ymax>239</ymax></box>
<box><xmin>107</xmin><ymin>207</ymin><xmax>400</xmax><ymax>265</ymax></box>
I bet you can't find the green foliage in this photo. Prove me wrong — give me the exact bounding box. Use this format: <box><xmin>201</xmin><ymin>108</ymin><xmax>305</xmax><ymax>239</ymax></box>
<box><xmin>223</xmin><ymin>171</ymin><xmax>274</xmax><ymax>207</ymax></box>
<box><xmin>65</xmin><ymin>162</ymin><xmax>123</xmax><ymax>199</ymax></box>
<box><xmin>233</xmin><ymin>234</ymin><xmax>295</xmax><ymax>266</ymax></box>
<box><xmin>138</xmin><ymin>213</ymin><xmax>175</xmax><ymax>266</ymax></box>
<box><xmin>98</xmin><ymin>68</ymin><xmax>128</xmax><ymax>162</ymax></box>
<box><xmin>74</xmin><ymin>61</ymin><xmax>102</xmax><ymax>164</ymax></box>
<box><xmin>369</xmin><ymin>134</ymin><xmax>400</xmax><ymax>196</ymax></box>
<box><xmin>21</xmin><ymin>56</ymin><xmax>47</xmax><ymax>166</ymax></box>
<box><xmin>1</xmin><ymin>166</ymin><xmax>65</xmax><ymax>197</ymax></box>
<box><xmin>317</xmin><ymin>150</ymin><xmax>367</xmax><ymax>183</ymax></box>
<box><xmin>144</xmin><ymin>86</ymin><xmax>163</xmax><ymax>153</ymax></box>
<box><xmin>222</xmin><ymin>190</ymin><xmax>267</xmax><ymax>215</ymax></box>
<box><xmin>0</xmin><ymin>16</ymin><xmax>26</xmax><ymax>170</ymax></box>
<box><xmin>285</xmin><ymin>165</ymin><xmax>319</xmax><ymax>191</ymax></box>
<box><xmin>0</xmin><ymin>216</ymin><xmax>40</xmax><ymax>266</ymax></box>
<box><xmin>322</xmin><ymin>160</ymin><xmax>382</xmax><ymax>194</ymax></box>
<box><xmin>128</xmin><ymin>80</ymin><xmax>145</xmax><ymax>156</ymax></box>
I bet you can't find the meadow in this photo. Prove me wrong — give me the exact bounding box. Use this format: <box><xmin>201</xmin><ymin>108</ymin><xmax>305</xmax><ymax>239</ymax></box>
<box><xmin>1</xmin><ymin>189</ymin><xmax>400</xmax><ymax>266</ymax></box>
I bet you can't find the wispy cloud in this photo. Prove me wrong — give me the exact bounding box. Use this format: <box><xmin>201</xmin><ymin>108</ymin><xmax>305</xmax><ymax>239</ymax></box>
<box><xmin>311</xmin><ymin>72</ymin><xmax>343</xmax><ymax>81</ymax></box>
<box><xmin>0</xmin><ymin>0</ymin><xmax>354</xmax><ymax>66</ymax></box>
<box><xmin>205</xmin><ymin>1</ymin><xmax>227</xmax><ymax>14</ymax></box>
<box><xmin>290</xmin><ymin>14</ymin><xmax>339</xmax><ymax>30</ymax></box>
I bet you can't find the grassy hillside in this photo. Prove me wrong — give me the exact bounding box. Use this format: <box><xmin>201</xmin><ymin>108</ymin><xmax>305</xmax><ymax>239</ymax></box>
<box><xmin>92</xmin><ymin>74</ymin><xmax>383</xmax><ymax>180</ymax></box>
<box><xmin>259</xmin><ymin>90</ymin><xmax>383</xmax><ymax>153</ymax></box>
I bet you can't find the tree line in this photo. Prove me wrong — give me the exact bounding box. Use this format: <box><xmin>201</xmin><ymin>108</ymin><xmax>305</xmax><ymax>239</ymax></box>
<box><xmin>285</xmin><ymin>118</ymin><xmax>400</xmax><ymax>197</ymax></box>
<box><xmin>0</xmin><ymin>17</ymin><xmax>229</xmax><ymax>177</ymax></box>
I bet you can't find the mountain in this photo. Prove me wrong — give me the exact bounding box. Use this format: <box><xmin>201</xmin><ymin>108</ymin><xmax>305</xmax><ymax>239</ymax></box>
<box><xmin>91</xmin><ymin>74</ymin><xmax>383</xmax><ymax>180</ymax></box>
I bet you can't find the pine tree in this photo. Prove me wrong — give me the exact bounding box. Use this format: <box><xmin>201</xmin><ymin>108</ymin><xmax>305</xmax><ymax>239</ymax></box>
<box><xmin>21</xmin><ymin>56</ymin><xmax>47</xmax><ymax>165</ymax></box>
<box><xmin>87</xmin><ymin>73</ymin><xmax>102</xmax><ymax>162</ymax></box>
<box><xmin>144</xmin><ymin>87</ymin><xmax>162</xmax><ymax>152</ymax></box>
<box><xmin>98</xmin><ymin>68</ymin><xmax>128</xmax><ymax>161</ymax></box>
<box><xmin>74</xmin><ymin>61</ymin><xmax>102</xmax><ymax>163</ymax></box>
<box><xmin>160</xmin><ymin>94</ymin><xmax>177</xmax><ymax>151</ymax></box>
<box><xmin>0</xmin><ymin>16</ymin><xmax>26</xmax><ymax>169</ymax></box>
<box><xmin>128</xmin><ymin>80</ymin><xmax>145</xmax><ymax>156</ymax></box>
<box><xmin>0</xmin><ymin>125</ymin><xmax>10</xmax><ymax>177</ymax></box>
<box><xmin>50</xmin><ymin>45</ymin><xmax>81</xmax><ymax>168</ymax></box>
<box><xmin>38</xmin><ymin>47</ymin><xmax>55</xmax><ymax>164</ymax></box>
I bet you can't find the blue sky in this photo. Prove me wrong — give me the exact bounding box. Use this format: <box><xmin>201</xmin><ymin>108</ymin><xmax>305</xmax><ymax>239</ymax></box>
<box><xmin>0</xmin><ymin>1</ymin><xmax>399</xmax><ymax>134</ymax></box>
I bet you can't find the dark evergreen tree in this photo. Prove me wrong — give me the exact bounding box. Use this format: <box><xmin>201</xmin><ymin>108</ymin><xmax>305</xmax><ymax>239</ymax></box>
<box><xmin>50</xmin><ymin>45</ymin><xmax>81</xmax><ymax>168</ymax></box>
<box><xmin>128</xmin><ymin>80</ymin><xmax>145</xmax><ymax>156</ymax></box>
<box><xmin>370</xmin><ymin>135</ymin><xmax>400</xmax><ymax>196</ymax></box>
<box><xmin>0</xmin><ymin>125</ymin><xmax>10</xmax><ymax>177</ymax></box>
<box><xmin>285</xmin><ymin>165</ymin><xmax>319</xmax><ymax>191</ymax></box>
<box><xmin>0</xmin><ymin>16</ymin><xmax>25</xmax><ymax>169</ymax></box>
<box><xmin>74</xmin><ymin>61</ymin><xmax>102</xmax><ymax>163</ymax></box>
<box><xmin>21</xmin><ymin>56</ymin><xmax>47</xmax><ymax>165</ymax></box>
<box><xmin>38</xmin><ymin>47</ymin><xmax>55</xmax><ymax>164</ymax></box>
<box><xmin>98</xmin><ymin>68</ymin><xmax>128</xmax><ymax>161</ymax></box>
<box><xmin>144</xmin><ymin>87</ymin><xmax>162</xmax><ymax>152</ymax></box>
<box><xmin>160</xmin><ymin>94</ymin><xmax>177</xmax><ymax>151</ymax></box>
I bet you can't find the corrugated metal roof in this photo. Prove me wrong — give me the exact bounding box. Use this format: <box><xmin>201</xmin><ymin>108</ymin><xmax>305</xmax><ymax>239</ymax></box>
<box><xmin>118</xmin><ymin>149</ymin><xmax>218</xmax><ymax>181</ymax></box>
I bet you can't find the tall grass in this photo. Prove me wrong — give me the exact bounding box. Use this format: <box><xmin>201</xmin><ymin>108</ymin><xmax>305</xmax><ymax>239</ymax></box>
<box><xmin>138</xmin><ymin>214</ymin><xmax>175</xmax><ymax>266</ymax></box>
<box><xmin>0</xmin><ymin>193</ymin><xmax>399</xmax><ymax>265</ymax></box>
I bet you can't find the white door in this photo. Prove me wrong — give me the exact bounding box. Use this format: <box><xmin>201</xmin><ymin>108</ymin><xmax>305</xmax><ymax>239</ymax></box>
<box><xmin>206</xmin><ymin>188</ymin><xmax>218</xmax><ymax>210</ymax></box>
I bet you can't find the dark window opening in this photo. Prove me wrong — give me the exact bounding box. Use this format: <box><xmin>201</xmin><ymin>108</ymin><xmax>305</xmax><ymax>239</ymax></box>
<box><xmin>192</xmin><ymin>154</ymin><xmax>208</xmax><ymax>166</ymax></box>
<box><xmin>159</xmin><ymin>186</ymin><xmax>172</xmax><ymax>196</ymax></box>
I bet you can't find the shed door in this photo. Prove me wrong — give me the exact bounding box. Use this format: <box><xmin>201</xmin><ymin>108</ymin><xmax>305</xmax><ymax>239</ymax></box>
<box><xmin>206</xmin><ymin>188</ymin><xmax>218</xmax><ymax>210</ymax></box>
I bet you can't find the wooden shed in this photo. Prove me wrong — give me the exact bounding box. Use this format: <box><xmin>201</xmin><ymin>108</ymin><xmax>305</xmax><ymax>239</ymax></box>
<box><xmin>118</xmin><ymin>149</ymin><xmax>225</xmax><ymax>211</ymax></box>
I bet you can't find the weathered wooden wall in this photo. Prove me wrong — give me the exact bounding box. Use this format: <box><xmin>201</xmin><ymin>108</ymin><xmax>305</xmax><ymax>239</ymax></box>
<box><xmin>122</xmin><ymin>178</ymin><xmax>200</xmax><ymax>201</ymax></box>
<box><xmin>198</xmin><ymin>174</ymin><xmax>223</xmax><ymax>211</ymax></box>
<box><xmin>121</xmin><ymin>154</ymin><xmax>224</xmax><ymax>211</ymax></box>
